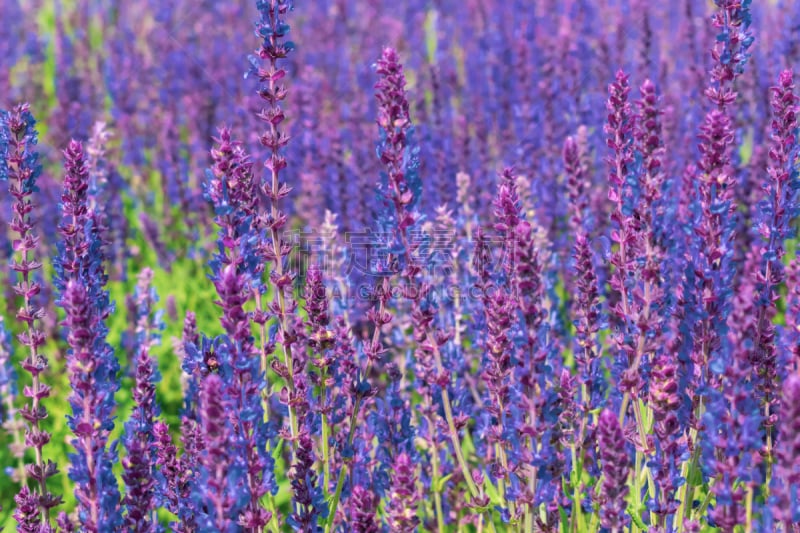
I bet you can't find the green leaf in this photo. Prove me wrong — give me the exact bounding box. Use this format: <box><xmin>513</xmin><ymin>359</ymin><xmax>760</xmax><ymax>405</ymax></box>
<box><xmin>630</xmin><ymin>509</ymin><xmax>647</xmax><ymax>530</ymax></box>
<box><xmin>434</xmin><ymin>473</ymin><xmax>454</xmax><ymax>493</ymax></box>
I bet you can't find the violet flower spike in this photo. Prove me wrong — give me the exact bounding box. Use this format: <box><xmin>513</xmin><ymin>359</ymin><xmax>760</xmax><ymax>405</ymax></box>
<box><xmin>751</xmin><ymin>70</ymin><xmax>799</xmax><ymax>437</ymax></box>
<box><xmin>648</xmin><ymin>352</ymin><xmax>684</xmax><ymax>523</ymax></box>
<box><xmin>386</xmin><ymin>452</ymin><xmax>420</xmax><ymax>532</ymax></box>
<box><xmin>565</xmin><ymin>136</ymin><xmax>603</xmax><ymax>416</ymax></box>
<box><xmin>60</xmin><ymin>281</ymin><xmax>123</xmax><ymax>532</ymax></box>
<box><xmin>348</xmin><ymin>485</ymin><xmax>380</xmax><ymax>533</ymax></box>
<box><xmin>787</xmin><ymin>257</ymin><xmax>800</xmax><ymax>372</ymax></box>
<box><xmin>685</xmin><ymin>0</ymin><xmax>755</xmax><ymax>526</ymax></box>
<box><xmin>198</xmin><ymin>373</ymin><xmax>236</xmax><ymax>532</ymax></box>
<box><xmin>598</xmin><ymin>409</ymin><xmax>631</xmax><ymax>531</ymax></box>
<box><xmin>206</xmin><ymin>127</ymin><xmax>276</xmax><ymax>528</ymax></box>
<box><xmin>2</xmin><ymin>103</ymin><xmax>62</xmax><ymax>529</ymax></box>
<box><xmin>153</xmin><ymin>419</ymin><xmax>198</xmax><ymax>532</ymax></box>
<box><xmin>122</xmin><ymin>268</ymin><xmax>162</xmax><ymax>532</ymax></box>
<box><xmin>55</xmin><ymin>139</ymin><xmax>123</xmax><ymax>531</ymax></box>
<box><xmin>253</xmin><ymin>0</ymin><xmax>301</xmax><ymax>450</ymax></box>
<box><xmin>605</xmin><ymin>70</ymin><xmax>644</xmax><ymax>407</ymax></box>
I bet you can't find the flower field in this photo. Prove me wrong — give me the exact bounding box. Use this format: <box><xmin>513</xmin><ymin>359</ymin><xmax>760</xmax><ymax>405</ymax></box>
<box><xmin>1</xmin><ymin>0</ymin><xmax>800</xmax><ymax>531</ymax></box>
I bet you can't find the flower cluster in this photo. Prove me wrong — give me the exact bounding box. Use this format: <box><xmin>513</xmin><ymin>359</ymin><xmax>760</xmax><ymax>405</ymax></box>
<box><xmin>3</xmin><ymin>0</ymin><xmax>800</xmax><ymax>532</ymax></box>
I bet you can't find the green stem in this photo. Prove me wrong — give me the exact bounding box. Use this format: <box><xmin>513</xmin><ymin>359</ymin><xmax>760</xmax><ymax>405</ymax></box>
<box><xmin>431</xmin><ymin>432</ymin><xmax>446</xmax><ymax>533</ymax></box>
<box><xmin>569</xmin><ymin>444</ymin><xmax>583</xmax><ymax>533</ymax></box>
<box><xmin>325</xmin><ymin>323</ymin><xmax>380</xmax><ymax>528</ymax></box>
<box><xmin>678</xmin><ymin>439</ymin><xmax>701</xmax><ymax>526</ymax></box>
<box><xmin>633</xmin><ymin>451</ymin><xmax>642</xmax><ymax>533</ymax></box>
<box><xmin>745</xmin><ymin>485</ymin><xmax>754</xmax><ymax>533</ymax></box>
<box><xmin>326</xmin><ymin>463</ymin><xmax>348</xmax><ymax>533</ymax></box>
<box><xmin>265</xmin><ymin>494</ymin><xmax>280</xmax><ymax>533</ymax></box>
<box><xmin>321</xmin><ymin>413</ymin><xmax>330</xmax><ymax>493</ymax></box>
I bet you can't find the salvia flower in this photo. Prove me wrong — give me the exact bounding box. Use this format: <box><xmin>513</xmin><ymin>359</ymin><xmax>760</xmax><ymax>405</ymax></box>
<box><xmin>633</xmin><ymin>78</ymin><xmax>668</xmax><ymax>350</ymax></box>
<box><xmin>55</xmin><ymin>139</ymin><xmax>122</xmax><ymax>532</ymax></box>
<box><xmin>60</xmin><ymin>281</ymin><xmax>122</xmax><ymax>531</ymax></box>
<box><xmin>374</xmin><ymin>46</ymin><xmax>422</xmax><ymax>254</ymax></box>
<box><xmin>287</xmin><ymin>432</ymin><xmax>326</xmax><ymax>530</ymax></box>
<box><xmin>178</xmin><ymin>310</ymin><xmax>201</xmax><ymax>416</ymax></box>
<box><xmin>605</xmin><ymin>70</ymin><xmax>644</xmax><ymax>403</ymax></box>
<box><xmin>787</xmin><ymin>256</ymin><xmax>800</xmax><ymax>371</ymax></box>
<box><xmin>750</xmin><ymin>70</ymin><xmax>799</xmax><ymax>430</ymax></box>
<box><xmin>253</xmin><ymin>0</ymin><xmax>302</xmax><ymax>456</ymax></box>
<box><xmin>348</xmin><ymin>485</ymin><xmax>380</xmax><ymax>533</ymax></box>
<box><xmin>564</xmin><ymin>136</ymin><xmax>588</xmax><ymax>233</ymax></box>
<box><xmin>2</xmin><ymin>1</ymin><xmax>800</xmax><ymax>531</ymax></box>
<box><xmin>210</xmin><ymin>265</ymin><xmax>276</xmax><ymax>527</ymax></box>
<box><xmin>598</xmin><ymin>409</ymin><xmax>631</xmax><ymax>531</ymax></box>
<box><xmin>687</xmin><ymin>0</ymin><xmax>751</xmax><ymax>422</ymax></box>
<box><xmin>122</xmin><ymin>268</ymin><xmax>162</xmax><ymax>532</ymax></box>
<box><xmin>206</xmin><ymin>125</ymin><xmax>276</xmax><ymax>529</ymax></box>
<box><xmin>197</xmin><ymin>373</ymin><xmax>237</xmax><ymax>532</ymax></box>
<box><xmin>2</xmin><ymin>103</ymin><xmax>62</xmax><ymax>528</ymax></box>
<box><xmin>54</xmin><ymin>140</ymin><xmax>91</xmax><ymax>288</ymax></box>
<box><xmin>385</xmin><ymin>452</ymin><xmax>420</xmax><ymax>532</ymax></box>
<box><xmin>648</xmin><ymin>353</ymin><xmax>684</xmax><ymax>522</ymax></box>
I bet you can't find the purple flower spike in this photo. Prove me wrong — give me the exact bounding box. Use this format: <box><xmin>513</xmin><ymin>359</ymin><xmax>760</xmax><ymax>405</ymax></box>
<box><xmin>122</xmin><ymin>268</ymin><xmax>162</xmax><ymax>532</ymax></box>
<box><xmin>61</xmin><ymin>280</ymin><xmax>122</xmax><ymax>531</ymax></box>
<box><xmin>57</xmin><ymin>140</ymin><xmax>90</xmax><ymax>282</ymax></box>
<box><xmin>153</xmin><ymin>418</ymin><xmax>201</xmax><ymax>532</ymax></box>
<box><xmin>349</xmin><ymin>485</ymin><xmax>380</xmax><ymax>533</ymax></box>
<box><xmin>2</xmin><ymin>103</ymin><xmax>62</xmax><ymax>529</ymax></box>
<box><xmin>598</xmin><ymin>409</ymin><xmax>631</xmax><ymax>531</ymax></box>
<box><xmin>688</xmin><ymin>0</ymin><xmax>752</xmax><ymax>425</ymax></box>
<box><xmin>605</xmin><ymin>70</ymin><xmax>644</xmax><ymax>401</ymax></box>
<box><xmin>14</xmin><ymin>486</ymin><xmax>54</xmax><ymax>533</ymax></box>
<box><xmin>750</xmin><ymin>70</ymin><xmax>800</xmax><ymax>431</ymax></box>
<box><xmin>649</xmin><ymin>353</ymin><xmax>683</xmax><ymax>519</ymax></box>
<box><xmin>253</xmin><ymin>0</ymin><xmax>301</xmax><ymax>457</ymax></box>
<box><xmin>178</xmin><ymin>310</ymin><xmax>200</xmax><ymax>416</ymax></box>
<box><xmin>564</xmin><ymin>136</ymin><xmax>588</xmax><ymax>233</ymax></box>
<box><xmin>788</xmin><ymin>257</ymin><xmax>800</xmax><ymax>371</ymax></box>
<box><xmin>287</xmin><ymin>433</ymin><xmax>326</xmax><ymax>529</ymax></box>
<box><xmin>56</xmin><ymin>138</ymin><xmax>123</xmax><ymax>532</ymax></box>
<box><xmin>199</xmin><ymin>373</ymin><xmax>235</xmax><ymax>532</ymax></box>
<box><xmin>634</xmin><ymin>79</ymin><xmax>667</xmax><ymax>344</ymax></box>
<box><xmin>386</xmin><ymin>453</ymin><xmax>420</xmax><ymax>532</ymax></box>
<box><xmin>375</xmin><ymin>46</ymin><xmax>423</xmax><ymax>256</ymax></box>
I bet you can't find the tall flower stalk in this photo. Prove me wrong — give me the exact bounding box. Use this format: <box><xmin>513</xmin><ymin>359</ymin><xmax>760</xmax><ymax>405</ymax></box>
<box><xmin>680</xmin><ymin>0</ymin><xmax>755</xmax><ymax>526</ymax></box>
<box><xmin>55</xmin><ymin>140</ymin><xmax>122</xmax><ymax>532</ymax></box>
<box><xmin>206</xmin><ymin>129</ymin><xmax>276</xmax><ymax>529</ymax></box>
<box><xmin>376</xmin><ymin>46</ymin><xmax>481</xmax><ymax>505</ymax></box>
<box><xmin>751</xmin><ymin>70</ymin><xmax>799</xmax><ymax>458</ymax></box>
<box><xmin>122</xmin><ymin>268</ymin><xmax>162</xmax><ymax>532</ymax></box>
<box><xmin>605</xmin><ymin>70</ymin><xmax>643</xmax><ymax>412</ymax></box>
<box><xmin>252</xmin><ymin>0</ymin><xmax>301</xmax><ymax>447</ymax></box>
<box><xmin>565</xmin><ymin>135</ymin><xmax>603</xmax><ymax>531</ymax></box>
<box><xmin>597</xmin><ymin>409</ymin><xmax>631</xmax><ymax>533</ymax></box>
<box><xmin>1</xmin><ymin>103</ymin><xmax>61</xmax><ymax>530</ymax></box>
